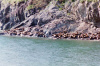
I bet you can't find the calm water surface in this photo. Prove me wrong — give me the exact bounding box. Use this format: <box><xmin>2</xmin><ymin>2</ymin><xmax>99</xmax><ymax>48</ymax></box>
<box><xmin>0</xmin><ymin>36</ymin><xmax>100</xmax><ymax>66</ymax></box>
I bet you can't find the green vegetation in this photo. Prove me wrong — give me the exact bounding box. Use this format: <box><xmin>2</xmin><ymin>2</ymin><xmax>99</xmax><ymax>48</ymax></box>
<box><xmin>56</xmin><ymin>0</ymin><xmax>75</xmax><ymax>11</ymax></box>
<box><xmin>67</xmin><ymin>13</ymin><xmax>70</xmax><ymax>15</ymax></box>
<box><xmin>2</xmin><ymin>0</ymin><xmax>51</xmax><ymax>10</ymax></box>
<box><xmin>56</xmin><ymin>0</ymin><xmax>75</xmax><ymax>3</ymax></box>
<box><xmin>59</xmin><ymin>8</ymin><xmax>63</xmax><ymax>10</ymax></box>
<box><xmin>26</xmin><ymin>5</ymin><xmax>34</xmax><ymax>10</ymax></box>
<box><xmin>80</xmin><ymin>0</ymin><xmax>98</xmax><ymax>3</ymax></box>
<box><xmin>56</xmin><ymin>0</ymin><xmax>66</xmax><ymax>10</ymax></box>
<box><xmin>87</xmin><ymin>0</ymin><xmax>98</xmax><ymax>2</ymax></box>
<box><xmin>2</xmin><ymin>0</ymin><xmax>28</xmax><ymax>5</ymax></box>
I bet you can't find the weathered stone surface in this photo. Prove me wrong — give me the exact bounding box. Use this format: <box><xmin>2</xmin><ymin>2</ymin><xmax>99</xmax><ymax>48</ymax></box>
<box><xmin>1</xmin><ymin>0</ymin><xmax>100</xmax><ymax>40</ymax></box>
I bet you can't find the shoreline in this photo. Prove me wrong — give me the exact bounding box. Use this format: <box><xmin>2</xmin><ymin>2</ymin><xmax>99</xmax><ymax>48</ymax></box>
<box><xmin>0</xmin><ymin>27</ymin><xmax>100</xmax><ymax>41</ymax></box>
<box><xmin>1</xmin><ymin>32</ymin><xmax>100</xmax><ymax>42</ymax></box>
<box><xmin>0</xmin><ymin>0</ymin><xmax>100</xmax><ymax>42</ymax></box>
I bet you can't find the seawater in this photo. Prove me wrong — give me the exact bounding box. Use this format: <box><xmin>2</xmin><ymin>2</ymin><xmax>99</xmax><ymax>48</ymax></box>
<box><xmin>0</xmin><ymin>36</ymin><xmax>100</xmax><ymax>66</ymax></box>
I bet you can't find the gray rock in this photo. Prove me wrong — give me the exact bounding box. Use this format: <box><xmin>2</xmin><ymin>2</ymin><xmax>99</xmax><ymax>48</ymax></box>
<box><xmin>11</xmin><ymin>1</ymin><xmax>65</xmax><ymax>29</ymax></box>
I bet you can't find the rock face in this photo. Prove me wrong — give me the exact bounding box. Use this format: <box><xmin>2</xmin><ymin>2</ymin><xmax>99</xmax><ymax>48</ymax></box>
<box><xmin>66</xmin><ymin>1</ymin><xmax>100</xmax><ymax>27</ymax></box>
<box><xmin>0</xmin><ymin>2</ymin><xmax>26</xmax><ymax>30</ymax></box>
<box><xmin>12</xmin><ymin>1</ymin><xmax>65</xmax><ymax>28</ymax></box>
<box><xmin>0</xmin><ymin>0</ymin><xmax>100</xmax><ymax>39</ymax></box>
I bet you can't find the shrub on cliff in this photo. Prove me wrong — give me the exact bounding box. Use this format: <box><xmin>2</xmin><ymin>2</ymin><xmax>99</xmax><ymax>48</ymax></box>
<box><xmin>2</xmin><ymin>0</ymin><xmax>27</xmax><ymax>5</ymax></box>
<box><xmin>25</xmin><ymin>0</ymin><xmax>51</xmax><ymax>11</ymax></box>
<box><xmin>26</xmin><ymin>4</ymin><xmax>34</xmax><ymax>10</ymax></box>
<box><xmin>80</xmin><ymin>0</ymin><xmax>98</xmax><ymax>3</ymax></box>
<box><xmin>57</xmin><ymin>0</ymin><xmax>75</xmax><ymax>3</ymax></box>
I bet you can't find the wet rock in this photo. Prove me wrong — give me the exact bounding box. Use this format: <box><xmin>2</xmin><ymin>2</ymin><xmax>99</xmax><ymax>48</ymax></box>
<box><xmin>10</xmin><ymin>32</ymin><xmax>17</xmax><ymax>36</ymax></box>
<box><xmin>37</xmin><ymin>32</ymin><xmax>45</xmax><ymax>37</ymax></box>
<box><xmin>0</xmin><ymin>32</ymin><xmax>5</xmax><ymax>35</ymax></box>
<box><xmin>63</xmin><ymin>33</ymin><xmax>68</xmax><ymax>38</ymax></box>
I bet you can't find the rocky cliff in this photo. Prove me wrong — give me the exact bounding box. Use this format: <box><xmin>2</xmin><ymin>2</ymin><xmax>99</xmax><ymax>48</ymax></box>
<box><xmin>0</xmin><ymin>0</ymin><xmax>100</xmax><ymax>40</ymax></box>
